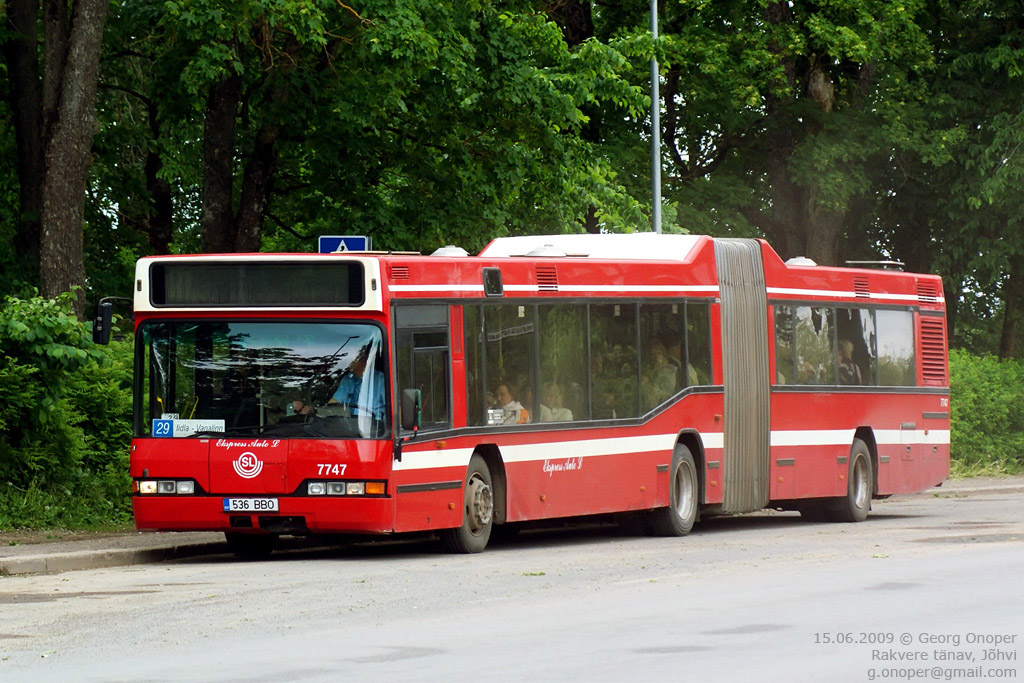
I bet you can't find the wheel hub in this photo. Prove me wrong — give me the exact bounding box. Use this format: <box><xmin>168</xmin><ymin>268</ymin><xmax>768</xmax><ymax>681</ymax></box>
<box><xmin>673</xmin><ymin>464</ymin><xmax>695</xmax><ymax>521</ymax></box>
<box><xmin>466</xmin><ymin>474</ymin><xmax>493</xmax><ymax>533</ymax></box>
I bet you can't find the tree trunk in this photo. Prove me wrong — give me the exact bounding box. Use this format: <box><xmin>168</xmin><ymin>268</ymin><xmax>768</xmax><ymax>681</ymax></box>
<box><xmin>804</xmin><ymin>195</ymin><xmax>844</xmax><ymax>266</ymax></box>
<box><xmin>546</xmin><ymin>0</ymin><xmax>602</xmax><ymax>232</ymax></box>
<box><xmin>200</xmin><ymin>70</ymin><xmax>241</xmax><ymax>254</ymax></box>
<box><xmin>38</xmin><ymin>0</ymin><xmax>110</xmax><ymax>316</ymax></box>
<box><xmin>235</xmin><ymin>123</ymin><xmax>279</xmax><ymax>252</ymax></box>
<box><xmin>144</xmin><ymin>94</ymin><xmax>173</xmax><ymax>254</ymax></box>
<box><xmin>998</xmin><ymin>256</ymin><xmax>1023</xmax><ymax>359</ymax></box>
<box><xmin>145</xmin><ymin>153</ymin><xmax>175</xmax><ymax>255</ymax></box>
<box><xmin>760</xmin><ymin>2</ymin><xmax>806</xmax><ymax>261</ymax></box>
<box><xmin>1</xmin><ymin>0</ymin><xmax>45</xmax><ymax>284</ymax></box>
<box><xmin>546</xmin><ymin>0</ymin><xmax>594</xmax><ymax>47</ymax></box>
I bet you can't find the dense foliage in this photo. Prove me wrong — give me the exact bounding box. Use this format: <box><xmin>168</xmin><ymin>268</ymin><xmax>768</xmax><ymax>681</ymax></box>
<box><xmin>0</xmin><ymin>294</ymin><xmax>133</xmax><ymax>528</ymax></box>
<box><xmin>948</xmin><ymin>350</ymin><xmax>1024</xmax><ymax>476</ymax></box>
<box><xmin>0</xmin><ymin>0</ymin><xmax>1021</xmax><ymax>353</ymax></box>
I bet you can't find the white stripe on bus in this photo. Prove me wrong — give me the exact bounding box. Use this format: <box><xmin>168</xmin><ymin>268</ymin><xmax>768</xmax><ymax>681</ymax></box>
<box><xmin>766</xmin><ymin>287</ymin><xmax>944</xmax><ymax>304</ymax></box>
<box><xmin>390</xmin><ymin>284</ymin><xmax>719</xmax><ymax>295</ymax></box>
<box><xmin>389</xmin><ymin>285</ymin><xmax>486</xmax><ymax>292</ymax></box>
<box><xmin>390</xmin><ymin>284</ymin><xmax>938</xmax><ymax>302</ymax></box>
<box><xmin>394</xmin><ymin>429</ymin><xmax>948</xmax><ymax>472</ymax></box>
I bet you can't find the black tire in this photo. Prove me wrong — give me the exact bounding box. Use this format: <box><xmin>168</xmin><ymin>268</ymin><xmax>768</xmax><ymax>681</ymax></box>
<box><xmin>799</xmin><ymin>439</ymin><xmax>873</xmax><ymax>523</ymax></box>
<box><xmin>225</xmin><ymin>532</ymin><xmax>278</xmax><ymax>558</ymax></box>
<box><xmin>834</xmin><ymin>439</ymin><xmax>873</xmax><ymax>522</ymax></box>
<box><xmin>440</xmin><ymin>455</ymin><xmax>494</xmax><ymax>553</ymax></box>
<box><xmin>646</xmin><ymin>444</ymin><xmax>699</xmax><ymax>536</ymax></box>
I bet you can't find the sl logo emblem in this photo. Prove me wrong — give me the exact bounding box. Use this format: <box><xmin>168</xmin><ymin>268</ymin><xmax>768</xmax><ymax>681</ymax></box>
<box><xmin>233</xmin><ymin>451</ymin><xmax>263</xmax><ymax>479</ymax></box>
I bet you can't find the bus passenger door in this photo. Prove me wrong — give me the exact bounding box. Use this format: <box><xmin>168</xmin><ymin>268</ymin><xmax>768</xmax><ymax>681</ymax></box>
<box><xmin>393</xmin><ymin>305</ymin><xmax>451</xmax><ymax>433</ymax></box>
<box><xmin>392</xmin><ymin>304</ymin><xmax>461</xmax><ymax>533</ymax></box>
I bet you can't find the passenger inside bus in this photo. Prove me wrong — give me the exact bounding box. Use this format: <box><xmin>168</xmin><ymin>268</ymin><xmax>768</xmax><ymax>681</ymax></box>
<box><xmin>493</xmin><ymin>382</ymin><xmax>529</xmax><ymax>424</ymax></box>
<box><xmin>539</xmin><ymin>382</ymin><xmax>573</xmax><ymax>422</ymax></box>
<box><xmin>837</xmin><ymin>339</ymin><xmax>863</xmax><ymax>385</ymax></box>
<box><xmin>642</xmin><ymin>340</ymin><xmax>679</xmax><ymax>411</ymax></box>
<box><xmin>589</xmin><ymin>351</ymin><xmax>617</xmax><ymax>419</ymax></box>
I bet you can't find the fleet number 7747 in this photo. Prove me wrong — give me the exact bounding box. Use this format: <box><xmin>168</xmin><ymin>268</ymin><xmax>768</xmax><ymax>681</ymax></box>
<box><xmin>317</xmin><ymin>463</ymin><xmax>347</xmax><ymax>476</ymax></box>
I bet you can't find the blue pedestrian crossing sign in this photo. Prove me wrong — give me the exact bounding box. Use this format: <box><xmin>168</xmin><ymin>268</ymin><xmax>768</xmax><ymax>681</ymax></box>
<box><xmin>318</xmin><ymin>235</ymin><xmax>372</xmax><ymax>253</ymax></box>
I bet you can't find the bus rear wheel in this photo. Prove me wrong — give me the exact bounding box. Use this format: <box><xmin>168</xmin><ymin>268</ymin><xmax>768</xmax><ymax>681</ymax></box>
<box><xmin>440</xmin><ymin>455</ymin><xmax>494</xmax><ymax>553</ymax></box>
<box><xmin>834</xmin><ymin>439</ymin><xmax>873</xmax><ymax>522</ymax></box>
<box><xmin>800</xmin><ymin>439</ymin><xmax>873</xmax><ymax>523</ymax></box>
<box><xmin>647</xmin><ymin>444</ymin><xmax>698</xmax><ymax>536</ymax></box>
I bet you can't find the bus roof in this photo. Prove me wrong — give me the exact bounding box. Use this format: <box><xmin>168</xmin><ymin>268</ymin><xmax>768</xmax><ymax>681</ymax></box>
<box><xmin>479</xmin><ymin>233</ymin><xmax>705</xmax><ymax>260</ymax></box>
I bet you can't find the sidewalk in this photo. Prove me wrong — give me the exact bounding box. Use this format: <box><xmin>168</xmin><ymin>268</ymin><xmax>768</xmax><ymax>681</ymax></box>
<box><xmin>2</xmin><ymin>475</ymin><xmax>1022</xmax><ymax>577</ymax></box>
<box><xmin>0</xmin><ymin>530</ymin><xmax>225</xmax><ymax>576</ymax></box>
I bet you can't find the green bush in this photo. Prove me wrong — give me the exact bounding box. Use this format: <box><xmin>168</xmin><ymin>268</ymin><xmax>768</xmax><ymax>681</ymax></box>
<box><xmin>949</xmin><ymin>349</ymin><xmax>1024</xmax><ymax>475</ymax></box>
<box><xmin>0</xmin><ymin>293</ymin><xmax>133</xmax><ymax>528</ymax></box>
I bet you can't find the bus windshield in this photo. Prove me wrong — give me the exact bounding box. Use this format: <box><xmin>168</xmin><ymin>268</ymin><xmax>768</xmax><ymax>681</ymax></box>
<box><xmin>136</xmin><ymin>321</ymin><xmax>388</xmax><ymax>439</ymax></box>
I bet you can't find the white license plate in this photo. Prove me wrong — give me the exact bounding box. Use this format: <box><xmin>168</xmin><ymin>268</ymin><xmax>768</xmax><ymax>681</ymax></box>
<box><xmin>223</xmin><ymin>498</ymin><xmax>279</xmax><ymax>513</ymax></box>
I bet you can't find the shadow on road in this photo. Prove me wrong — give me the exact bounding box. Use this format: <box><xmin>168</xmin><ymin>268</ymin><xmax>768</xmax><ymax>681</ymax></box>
<box><xmin>170</xmin><ymin>506</ymin><xmax>922</xmax><ymax>566</ymax></box>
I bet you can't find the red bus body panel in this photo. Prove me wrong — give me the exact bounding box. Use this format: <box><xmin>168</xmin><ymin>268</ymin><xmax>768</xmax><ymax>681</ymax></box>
<box><xmin>130</xmin><ymin>236</ymin><xmax>949</xmax><ymax>536</ymax></box>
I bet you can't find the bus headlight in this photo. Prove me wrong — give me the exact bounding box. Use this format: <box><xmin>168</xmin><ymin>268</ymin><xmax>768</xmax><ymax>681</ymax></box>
<box><xmin>307</xmin><ymin>482</ymin><xmax>327</xmax><ymax>495</ymax></box>
<box><xmin>136</xmin><ymin>479</ymin><xmax>196</xmax><ymax>495</ymax></box>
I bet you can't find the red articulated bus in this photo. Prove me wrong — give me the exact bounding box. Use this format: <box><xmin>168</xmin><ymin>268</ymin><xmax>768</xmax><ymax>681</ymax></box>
<box><xmin>122</xmin><ymin>233</ymin><xmax>949</xmax><ymax>555</ymax></box>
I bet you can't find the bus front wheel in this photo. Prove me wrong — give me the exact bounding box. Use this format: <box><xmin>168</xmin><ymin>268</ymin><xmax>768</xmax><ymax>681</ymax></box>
<box><xmin>440</xmin><ymin>455</ymin><xmax>494</xmax><ymax>553</ymax></box>
<box><xmin>647</xmin><ymin>444</ymin><xmax>698</xmax><ymax>536</ymax></box>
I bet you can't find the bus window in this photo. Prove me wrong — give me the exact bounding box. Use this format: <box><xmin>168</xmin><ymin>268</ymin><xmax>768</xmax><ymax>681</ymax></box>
<box><xmin>137</xmin><ymin>321</ymin><xmax>387</xmax><ymax>438</ymax></box>
<box><xmin>394</xmin><ymin>305</ymin><xmax>450</xmax><ymax>432</ymax></box>
<box><xmin>640</xmin><ymin>303</ymin><xmax>684</xmax><ymax>411</ymax></box>
<box><xmin>836</xmin><ymin>308</ymin><xmax>876</xmax><ymax>386</ymax></box>
<box><xmin>795</xmin><ymin>307</ymin><xmax>835</xmax><ymax>385</ymax></box>
<box><xmin>484</xmin><ymin>305</ymin><xmax>536</xmax><ymax>425</ymax></box>
<box><xmin>538</xmin><ymin>304</ymin><xmax>586</xmax><ymax>422</ymax></box>
<box><xmin>463</xmin><ymin>305</ymin><xmax>483</xmax><ymax>427</ymax></box>
<box><xmin>774</xmin><ymin>305</ymin><xmax>797</xmax><ymax>385</ymax></box>
<box><xmin>686</xmin><ymin>302</ymin><xmax>713</xmax><ymax>386</ymax></box>
<box><xmin>590</xmin><ymin>303</ymin><xmax>638</xmax><ymax>419</ymax></box>
<box><xmin>876</xmin><ymin>309</ymin><xmax>915</xmax><ymax>386</ymax></box>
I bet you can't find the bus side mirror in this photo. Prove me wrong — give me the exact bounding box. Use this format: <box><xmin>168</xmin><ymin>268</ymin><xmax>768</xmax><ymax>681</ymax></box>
<box><xmin>93</xmin><ymin>301</ymin><xmax>113</xmax><ymax>345</ymax></box>
<box><xmin>401</xmin><ymin>389</ymin><xmax>421</xmax><ymax>432</ymax></box>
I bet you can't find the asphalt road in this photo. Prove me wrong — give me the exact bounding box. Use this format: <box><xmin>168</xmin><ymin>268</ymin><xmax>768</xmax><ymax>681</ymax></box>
<box><xmin>1</xmin><ymin>487</ymin><xmax>1022</xmax><ymax>682</ymax></box>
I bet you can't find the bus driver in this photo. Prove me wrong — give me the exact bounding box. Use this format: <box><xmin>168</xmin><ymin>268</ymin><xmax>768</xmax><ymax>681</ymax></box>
<box><xmin>330</xmin><ymin>344</ymin><xmax>386</xmax><ymax>420</ymax></box>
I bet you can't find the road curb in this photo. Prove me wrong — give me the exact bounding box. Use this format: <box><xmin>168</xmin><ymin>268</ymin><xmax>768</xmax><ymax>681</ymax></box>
<box><xmin>929</xmin><ymin>484</ymin><xmax>1024</xmax><ymax>496</ymax></box>
<box><xmin>0</xmin><ymin>541</ymin><xmax>226</xmax><ymax>577</ymax></box>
